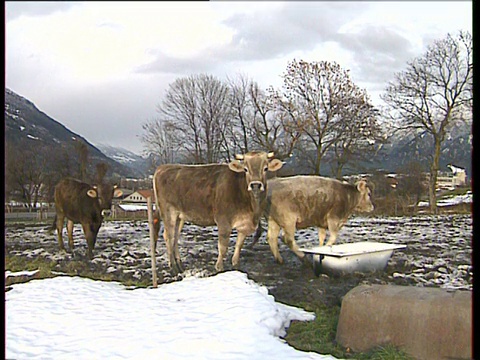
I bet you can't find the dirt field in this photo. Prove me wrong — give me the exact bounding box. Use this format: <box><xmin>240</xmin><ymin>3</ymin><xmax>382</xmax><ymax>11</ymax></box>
<box><xmin>5</xmin><ymin>214</ymin><xmax>472</xmax><ymax>309</ymax></box>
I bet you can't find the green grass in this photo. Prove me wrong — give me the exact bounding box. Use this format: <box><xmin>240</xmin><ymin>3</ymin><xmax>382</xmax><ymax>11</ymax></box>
<box><xmin>4</xmin><ymin>255</ymin><xmax>152</xmax><ymax>289</ymax></box>
<box><xmin>285</xmin><ymin>302</ymin><xmax>414</xmax><ymax>359</ymax></box>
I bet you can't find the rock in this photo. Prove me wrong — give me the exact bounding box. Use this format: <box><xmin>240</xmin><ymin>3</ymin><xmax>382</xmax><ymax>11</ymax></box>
<box><xmin>336</xmin><ymin>285</ymin><xmax>472</xmax><ymax>360</ymax></box>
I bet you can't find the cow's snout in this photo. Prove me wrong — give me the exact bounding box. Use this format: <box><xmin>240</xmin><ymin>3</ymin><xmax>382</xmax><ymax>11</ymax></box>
<box><xmin>101</xmin><ymin>209</ymin><xmax>112</xmax><ymax>217</ymax></box>
<box><xmin>248</xmin><ymin>181</ymin><xmax>265</xmax><ymax>192</ymax></box>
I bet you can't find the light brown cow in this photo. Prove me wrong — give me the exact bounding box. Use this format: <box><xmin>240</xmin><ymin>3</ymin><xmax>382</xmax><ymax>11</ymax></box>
<box><xmin>259</xmin><ymin>175</ymin><xmax>374</xmax><ymax>264</ymax></box>
<box><xmin>152</xmin><ymin>151</ymin><xmax>283</xmax><ymax>274</ymax></box>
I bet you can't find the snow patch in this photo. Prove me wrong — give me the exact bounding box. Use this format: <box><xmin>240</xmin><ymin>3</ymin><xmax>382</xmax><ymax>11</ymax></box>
<box><xmin>6</xmin><ymin>271</ymin><xmax>334</xmax><ymax>359</ymax></box>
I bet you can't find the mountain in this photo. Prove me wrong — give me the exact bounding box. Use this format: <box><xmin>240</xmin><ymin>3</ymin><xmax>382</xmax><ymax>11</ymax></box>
<box><xmin>4</xmin><ymin>87</ymin><xmax>472</xmax><ymax>183</ymax></box>
<box><xmin>94</xmin><ymin>143</ymin><xmax>152</xmax><ymax>177</ymax></box>
<box><xmin>5</xmin><ymin>88</ymin><xmax>137</xmax><ymax>180</ymax></box>
<box><xmin>376</xmin><ymin>125</ymin><xmax>472</xmax><ymax>177</ymax></box>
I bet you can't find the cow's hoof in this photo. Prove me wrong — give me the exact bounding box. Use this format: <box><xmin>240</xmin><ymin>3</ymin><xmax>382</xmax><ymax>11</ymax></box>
<box><xmin>171</xmin><ymin>260</ymin><xmax>184</xmax><ymax>275</ymax></box>
<box><xmin>176</xmin><ymin>259</ymin><xmax>185</xmax><ymax>273</ymax></box>
<box><xmin>215</xmin><ymin>263</ymin><xmax>224</xmax><ymax>272</ymax></box>
<box><xmin>169</xmin><ymin>268</ymin><xmax>179</xmax><ymax>277</ymax></box>
<box><xmin>274</xmin><ymin>257</ymin><xmax>284</xmax><ymax>265</ymax></box>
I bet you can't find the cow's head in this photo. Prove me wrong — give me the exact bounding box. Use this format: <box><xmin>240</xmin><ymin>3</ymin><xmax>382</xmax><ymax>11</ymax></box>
<box><xmin>228</xmin><ymin>151</ymin><xmax>283</xmax><ymax>197</ymax></box>
<box><xmin>87</xmin><ymin>184</ymin><xmax>123</xmax><ymax>216</ymax></box>
<box><xmin>354</xmin><ymin>180</ymin><xmax>374</xmax><ymax>213</ymax></box>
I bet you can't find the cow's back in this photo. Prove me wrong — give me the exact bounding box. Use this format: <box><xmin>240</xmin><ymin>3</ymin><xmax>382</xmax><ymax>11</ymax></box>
<box><xmin>54</xmin><ymin>178</ymin><xmax>99</xmax><ymax>223</ymax></box>
<box><xmin>268</xmin><ymin>176</ymin><xmax>357</xmax><ymax>228</ymax></box>
<box><xmin>153</xmin><ymin>164</ymin><xmax>247</xmax><ymax>226</ymax></box>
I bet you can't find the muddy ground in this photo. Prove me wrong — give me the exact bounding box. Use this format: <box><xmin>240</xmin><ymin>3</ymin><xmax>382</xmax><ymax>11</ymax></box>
<box><xmin>4</xmin><ymin>214</ymin><xmax>472</xmax><ymax>309</ymax></box>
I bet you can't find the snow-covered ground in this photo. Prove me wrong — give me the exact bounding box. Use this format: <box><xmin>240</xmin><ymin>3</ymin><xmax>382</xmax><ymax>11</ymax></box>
<box><xmin>6</xmin><ymin>270</ymin><xmax>336</xmax><ymax>360</ymax></box>
<box><xmin>5</xmin><ymin>214</ymin><xmax>472</xmax><ymax>290</ymax></box>
<box><xmin>417</xmin><ymin>191</ymin><xmax>472</xmax><ymax>207</ymax></box>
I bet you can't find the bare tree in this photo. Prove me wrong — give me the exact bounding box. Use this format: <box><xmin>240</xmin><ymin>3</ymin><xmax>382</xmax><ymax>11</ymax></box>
<box><xmin>327</xmin><ymin>95</ymin><xmax>385</xmax><ymax>178</ymax></box>
<box><xmin>144</xmin><ymin>74</ymin><xmax>232</xmax><ymax>164</ymax></box>
<box><xmin>225</xmin><ymin>73</ymin><xmax>255</xmax><ymax>158</ymax></box>
<box><xmin>141</xmin><ymin>118</ymin><xmax>178</xmax><ymax>165</ymax></box>
<box><xmin>249</xmin><ymin>83</ymin><xmax>301</xmax><ymax>160</ymax></box>
<box><xmin>5</xmin><ymin>141</ymin><xmax>48</xmax><ymax>209</ymax></box>
<box><xmin>75</xmin><ymin>140</ymin><xmax>89</xmax><ymax>182</ymax></box>
<box><xmin>381</xmin><ymin>31</ymin><xmax>472</xmax><ymax>213</ymax></box>
<box><xmin>196</xmin><ymin>74</ymin><xmax>231</xmax><ymax>163</ymax></box>
<box><xmin>273</xmin><ymin>59</ymin><xmax>380</xmax><ymax>175</ymax></box>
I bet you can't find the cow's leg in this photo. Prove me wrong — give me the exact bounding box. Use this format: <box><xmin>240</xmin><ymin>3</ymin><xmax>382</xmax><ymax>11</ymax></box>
<box><xmin>318</xmin><ymin>228</ymin><xmax>327</xmax><ymax>246</ymax></box>
<box><xmin>282</xmin><ymin>225</ymin><xmax>305</xmax><ymax>260</ymax></box>
<box><xmin>163</xmin><ymin>210</ymin><xmax>182</xmax><ymax>274</ymax></box>
<box><xmin>67</xmin><ymin>220</ymin><xmax>75</xmax><ymax>252</ymax></box>
<box><xmin>325</xmin><ymin>218</ymin><xmax>345</xmax><ymax>246</ymax></box>
<box><xmin>232</xmin><ymin>232</ymin><xmax>247</xmax><ymax>269</ymax></box>
<box><xmin>55</xmin><ymin>214</ymin><xmax>66</xmax><ymax>251</ymax></box>
<box><xmin>173</xmin><ymin>218</ymin><xmax>185</xmax><ymax>273</ymax></box>
<box><xmin>216</xmin><ymin>226</ymin><xmax>232</xmax><ymax>272</ymax></box>
<box><xmin>81</xmin><ymin>223</ymin><xmax>95</xmax><ymax>260</ymax></box>
<box><xmin>266</xmin><ymin>218</ymin><xmax>283</xmax><ymax>264</ymax></box>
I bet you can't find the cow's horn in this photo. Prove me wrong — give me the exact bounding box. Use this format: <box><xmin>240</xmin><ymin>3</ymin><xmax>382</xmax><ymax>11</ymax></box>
<box><xmin>235</xmin><ymin>154</ymin><xmax>244</xmax><ymax>160</ymax></box>
<box><xmin>267</xmin><ymin>152</ymin><xmax>274</xmax><ymax>158</ymax></box>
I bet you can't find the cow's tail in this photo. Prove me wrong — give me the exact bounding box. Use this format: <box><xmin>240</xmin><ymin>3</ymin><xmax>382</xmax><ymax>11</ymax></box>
<box><xmin>248</xmin><ymin>221</ymin><xmax>265</xmax><ymax>249</ymax></box>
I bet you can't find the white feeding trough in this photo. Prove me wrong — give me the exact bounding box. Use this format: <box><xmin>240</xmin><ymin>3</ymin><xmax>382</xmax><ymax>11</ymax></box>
<box><xmin>300</xmin><ymin>241</ymin><xmax>406</xmax><ymax>276</ymax></box>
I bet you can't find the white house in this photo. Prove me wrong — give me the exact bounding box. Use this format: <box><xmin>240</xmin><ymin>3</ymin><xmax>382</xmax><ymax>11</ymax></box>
<box><xmin>121</xmin><ymin>189</ymin><xmax>154</xmax><ymax>203</ymax></box>
<box><xmin>435</xmin><ymin>165</ymin><xmax>467</xmax><ymax>191</ymax></box>
<box><xmin>118</xmin><ymin>189</ymin><xmax>155</xmax><ymax>212</ymax></box>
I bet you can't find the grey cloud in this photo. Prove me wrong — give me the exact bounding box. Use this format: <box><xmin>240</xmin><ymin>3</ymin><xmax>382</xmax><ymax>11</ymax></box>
<box><xmin>5</xmin><ymin>1</ymin><xmax>81</xmax><ymax>21</ymax></box>
<box><xmin>335</xmin><ymin>25</ymin><xmax>416</xmax><ymax>85</ymax></box>
<box><xmin>136</xmin><ymin>2</ymin><xmax>369</xmax><ymax>75</ymax></box>
<box><xmin>220</xmin><ymin>2</ymin><xmax>365</xmax><ymax>61</ymax></box>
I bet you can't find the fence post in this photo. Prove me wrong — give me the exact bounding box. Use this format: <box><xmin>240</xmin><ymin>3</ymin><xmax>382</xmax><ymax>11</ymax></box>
<box><xmin>147</xmin><ymin>196</ymin><xmax>158</xmax><ymax>288</ymax></box>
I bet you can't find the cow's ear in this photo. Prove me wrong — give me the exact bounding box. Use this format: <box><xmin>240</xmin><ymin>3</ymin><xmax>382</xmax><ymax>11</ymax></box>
<box><xmin>356</xmin><ymin>180</ymin><xmax>367</xmax><ymax>193</ymax></box>
<box><xmin>114</xmin><ymin>189</ymin><xmax>123</xmax><ymax>198</ymax></box>
<box><xmin>267</xmin><ymin>159</ymin><xmax>283</xmax><ymax>172</ymax></box>
<box><xmin>228</xmin><ymin>160</ymin><xmax>245</xmax><ymax>173</ymax></box>
<box><xmin>87</xmin><ymin>189</ymin><xmax>98</xmax><ymax>198</ymax></box>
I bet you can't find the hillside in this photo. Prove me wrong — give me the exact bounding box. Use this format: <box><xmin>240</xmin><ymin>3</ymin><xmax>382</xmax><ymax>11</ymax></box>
<box><xmin>94</xmin><ymin>143</ymin><xmax>152</xmax><ymax>177</ymax></box>
<box><xmin>5</xmin><ymin>88</ymin><xmax>136</xmax><ymax>179</ymax></box>
<box><xmin>376</xmin><ymin>126</ymin><xmax>472</xmax><ymax>176</ymax></box>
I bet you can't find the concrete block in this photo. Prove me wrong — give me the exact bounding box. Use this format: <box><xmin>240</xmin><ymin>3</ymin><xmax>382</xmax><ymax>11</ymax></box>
<box><xmin>335</xmin><ymin>285</ymin><xmax>472</xmax><ymax>360</ymax></box>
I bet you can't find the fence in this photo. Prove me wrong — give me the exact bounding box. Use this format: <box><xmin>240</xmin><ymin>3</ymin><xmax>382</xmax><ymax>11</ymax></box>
<box><xmin>111</xmin><ymin>207</ymin><xmax>148</xmax><ymax>220</ymax></box>
<box><xmin>4</xmin><ymin>210</ymin><xmax>55</xmax><ymax>221</ymax></box>
<box><xmin>4</xmin><ymin>209</ymin><xmax>148</xmax><ymax>222</ymax></box>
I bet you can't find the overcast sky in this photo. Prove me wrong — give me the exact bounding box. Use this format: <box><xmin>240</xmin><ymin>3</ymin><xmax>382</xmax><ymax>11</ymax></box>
<box><xmin>5</xmin><ymin>1</ymin><xmax>472</xmax><ymax>155</ymax></box>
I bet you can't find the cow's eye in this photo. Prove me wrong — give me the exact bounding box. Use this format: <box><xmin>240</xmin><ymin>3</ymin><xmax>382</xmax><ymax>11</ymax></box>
<box><xmin>244</xmin><ymin>167</ymin><xmax>249</xmax><ymax>173</ymax></box>
<box><xmin>263</xmin><ymin>166</ymin><xmax>268</xmax><ymax>172</ymax></box>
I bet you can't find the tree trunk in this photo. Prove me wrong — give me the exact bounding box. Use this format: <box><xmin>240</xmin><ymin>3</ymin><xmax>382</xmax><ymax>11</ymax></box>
<box><xmin>428</xmin><ymin>139</ymin><xmax>442</xmax><ymax>214</ymax></box>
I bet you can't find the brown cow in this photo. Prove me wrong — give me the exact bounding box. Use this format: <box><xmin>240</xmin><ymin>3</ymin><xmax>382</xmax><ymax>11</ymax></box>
<box><xmin>259</xmin><ymin>176</ymin><xmax>374</xmax><ymax>264</ymax></box>
<box><xmin>152</xmin><ymin>151</ymin><xmax>283</xmax><ymax>274</ymax></box>
<box><xmin>52</xmin><ymin>177</ymin><xmax>123</xmax><ymax>259</ymax></box>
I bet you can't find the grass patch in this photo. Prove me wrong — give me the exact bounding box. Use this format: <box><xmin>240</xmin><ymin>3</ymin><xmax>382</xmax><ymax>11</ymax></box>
<box><xmin>5</xmin><ymin>255</ymin><xmax>57</xmax><ymax>278</ymax></box>
<box><xmin>355</xmin><ymin>344</ymin><xmax>415</xmax><ymax>360</ymax></box>
<box><xmin>285</xmin><ymin>302</ymin><xmax>345</xmax><ymax>358</ymax></box>
<box><xmin>285</xmin><ymin>302</ymin><xmax>414</xmax><ymax>359</ymax></box>
<box><xmin>5</xmin><ymin>254</ymin><xmax>153</xmax><ymax>289</ymax></box>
